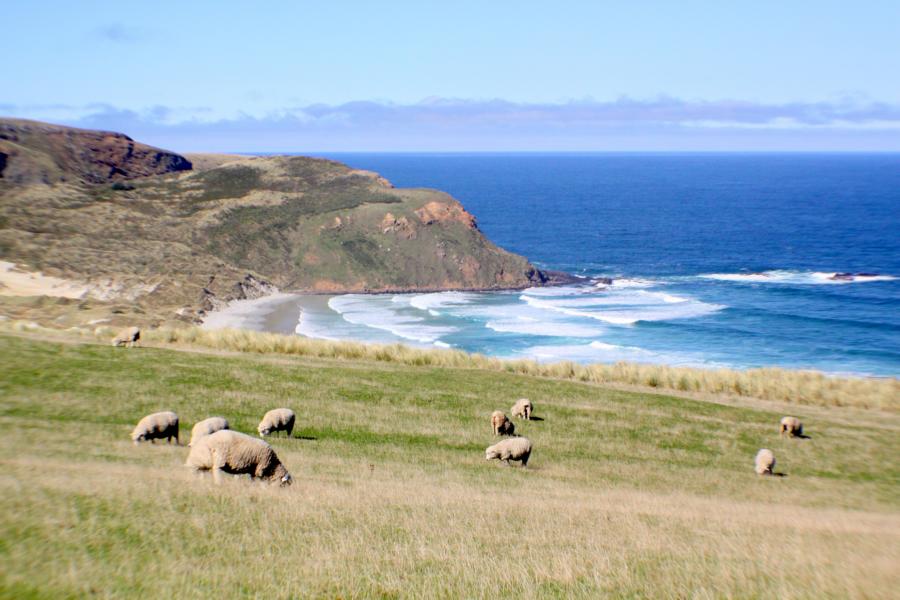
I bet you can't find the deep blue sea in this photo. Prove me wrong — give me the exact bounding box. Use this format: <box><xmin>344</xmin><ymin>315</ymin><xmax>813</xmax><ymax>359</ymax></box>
<box><xmin>262</xmin><ymin>154</ymin><xmax>900</xmax><ymax>376</ymax></box>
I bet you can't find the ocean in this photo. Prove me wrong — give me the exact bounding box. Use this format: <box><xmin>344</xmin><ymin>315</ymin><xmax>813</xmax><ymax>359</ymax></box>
<box><xmin>209</xmin><ymin>153</ymin><xmax>900</xmax><ymax>377</ymax></box>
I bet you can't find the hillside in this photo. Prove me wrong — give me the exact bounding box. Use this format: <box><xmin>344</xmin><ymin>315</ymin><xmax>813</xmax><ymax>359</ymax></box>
<box><xmin>0</xmin><ymin>118</ymin><xmax>191</xmax><ymax>185</ymax></box>
<box><xmin>1</xmin><ymin>332</ymin><xmax>897</xmax><ymax>597</ymax></box>
<box><xmin>0</xmin><ymin>119</ymin><xmax>557</xmax><ymax>328</ymax></box>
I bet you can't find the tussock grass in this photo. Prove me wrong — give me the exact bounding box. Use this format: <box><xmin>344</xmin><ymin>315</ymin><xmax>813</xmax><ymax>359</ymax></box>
<box><xmin>4</xmin><ymin>319</ymin><xmax>898</xmax><ymax>411</ymax></box>
<box><xmin>146</xmin><ymin>325</ymin><xmax>899</xmax><ymax>412</ymax></box>
<box><xmin>1</xmin><ymin>334</ymin><xmax>898</xmax><ymax>598</ymax></box>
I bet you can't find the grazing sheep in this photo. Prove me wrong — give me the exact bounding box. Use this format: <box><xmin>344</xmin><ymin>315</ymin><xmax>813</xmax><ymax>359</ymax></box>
<box><xmin>189</xmin><ymin>416</ymin><xmax>230</xmax><ymax>447</ymax></box>
<box><xmin>131</xmin><ymin>411</ymin><xmax>179</xmax><ymax>444</ymax></box>
<box><xmin>511</xmin><ymin>398</ymin><xmax>533</xmax><ymax>420</ymax></box>
<box><xmin>258</xmin><ymin>408</ymin><xmax>295</xmax><ymax>437</ymax></box>
<box><xmin>185</xmin><ymin>430</ymin><xmax>292</xmax><ymax>485</ymax></box>
<box><xmin>112</xmin><ymin>326</ymin><xmax>141</xmax><ymax>347</ymax></box>
<box><xmin>755</xmin><ymin>448</ymin><xmax>776</xmax><ymax>475</ymax></box>
<box><xmin>780</xmin><ymin>416</ymin><xmax>803</xmax><ymax>437</ymax></box>
<box><xmin>485</xmin><ymin>437</ymin><xmax>532</xmax><ymax>467</ymax></box>
<box><xmin>490</xmin><ymin>410</ymin><xmax>515</xmax><ymax>436</ymax></box>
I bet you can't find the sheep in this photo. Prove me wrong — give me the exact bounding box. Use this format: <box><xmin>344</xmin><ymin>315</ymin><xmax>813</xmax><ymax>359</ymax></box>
<box><xmin>511</xmin><ymin>398</ymin><xmax>533</xmax><ymax>420</ymax></box>
<box><xmin>131</xmin><ymin>411</ymin><xmax>179</xmax><ymax>444</ymax></box>
<box><xmin>189</xmin><ymin>416</ymin><xmax>230</xmax><ymax>447</ymax></box>
<box><xmin>258</xmin><ymin>408</ymin><xmax>295</xmax><ymax>437</ymax></box>
<box><xmin>485</xmin><ymin>437</ymin><xmax>532</xmax><ymax>467</ymax></box>
<box><xmin>490</xmin><ymin>410</ymin><xmax>515</xmax><ymax>436</ymax></box>
<box><xmin>780</xmin><ymin>416</ymin><xmax>803</xmax><ymax>437</ymax></box>
<box><xmin>755</xmin><ymin>448</ymin><xmax>776</xmax><ymax>475</ymax></box>
<box><xmin>185</xmin><ymin>430</ymin><xmax>292</xmax><ymax>485</ymax></box>
<box><xmin>112</xmin><ymin>326</ymin><xmax>141</xmax><ymax>347</ymax></box>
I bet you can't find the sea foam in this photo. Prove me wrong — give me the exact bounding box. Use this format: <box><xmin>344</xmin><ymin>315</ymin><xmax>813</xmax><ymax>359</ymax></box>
<box><xmin>328</xmin><ymin>295</ymin><xmax>458</xmax><ymax>345</ymax></box>
<box><xmin>519</xmin><ymin>289</ymin><xmax>724</xmax><ymax>325</ymax></box>
<box><xmin>701</xmin><ymin>270</ymin><xmax>897</xmax><ymax>285</ymax></box>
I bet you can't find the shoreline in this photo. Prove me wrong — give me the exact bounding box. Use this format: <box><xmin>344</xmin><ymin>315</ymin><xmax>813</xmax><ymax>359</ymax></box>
<box><xmin>275</xmin><ymin>269</ymin><xmax>582</xmax><ymax>297</ymax></box>
<box><xmin>198</xmin><ymin>290</ymin><xmax>897</xmax><ymax>380</ymax></box>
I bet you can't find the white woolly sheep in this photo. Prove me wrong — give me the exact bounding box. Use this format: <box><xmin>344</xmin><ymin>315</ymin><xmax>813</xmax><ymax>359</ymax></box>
<box><xmin>258</xmin><ymin>408</ymin><xmax>295</xmax><ymax>437</ymax></box>
<box><xmin>185</xmin><ymin>430</ymin><xmax>292</xmax><ymax>485</ymax></box>
<box><xmin>189</xmin><ymin>416</ymin><xmax>230</xmax><ymax>447</ymax></box>
<box><xmin>755</xmin><ymin>448</ymin><xmax>776</xmax><ymax>475</ymax></box>
<box><xmin>485</xmin><ymin>437</ymin><xmax>532</xmax><ymax>467</ymax></box>
<box><xmin>112</xmin><ymin>326</ymin><xmax>141</xmax><ymax>347</ymax></box>
<box><xmin>490</xmin><ymin>410</ymin><xmax>515</xmax><ymax>436</ymax></box>
<box><xmin>131</xmin><ymin>411</ymin><xmax>179</xmax><ymax>444</ymax></box>
<box><xmin>511</xmin><ymin>398</ymin><xmax>533</xmax><ymax>420</ymax></box>
<box><xmin>780</xmin><ymin>416</ymin><xmax>803</xmax><ymax>437</ymax></box>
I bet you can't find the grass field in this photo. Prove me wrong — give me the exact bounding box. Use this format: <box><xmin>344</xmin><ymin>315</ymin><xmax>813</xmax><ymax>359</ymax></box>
<box><xmin>1</xmin><ymin>333</ymin><xmax>898</xmax><ymax>598</ymax></box>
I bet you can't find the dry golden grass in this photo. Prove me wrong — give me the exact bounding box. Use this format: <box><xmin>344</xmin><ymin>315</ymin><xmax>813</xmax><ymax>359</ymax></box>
<box><xmin>1</xmin><ymin>333</ymin><xmax>899</xmax><ymax>598</ymax></box>
<box><xmin>4</xmin><ymin>452</ymin><xmax>898</xmax><ymax>599</ymax></box>
<box><xmin>150</xmin><ymin>325</ymin><xmax>898</xmax><ymax>411</ymax></box>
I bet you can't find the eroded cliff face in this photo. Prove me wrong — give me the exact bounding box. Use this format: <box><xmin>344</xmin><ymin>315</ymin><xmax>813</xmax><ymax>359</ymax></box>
<box><xmin>0</xmin><ymin>119</ymin><xmax>560</xmax><ymax>328</ymax></box>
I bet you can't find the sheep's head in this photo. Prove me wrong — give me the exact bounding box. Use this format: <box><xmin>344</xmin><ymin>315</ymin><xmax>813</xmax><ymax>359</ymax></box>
<box><xmin>272</xmin><ymin>464</ymin><xmax>292</xmax><ymax>486</ymax></box>
<box><xmin>258</xmin><ymin>426</ymin><xmax>271</xmax><ymax>436</ymax></box>
<box><xmin>131</xmin><ymin>431</ymin><xmax>146</xmax><ymax>443</ymax></box>
<box><xmin>485</xmin><ymin>448</ymin><xmax>500</xmax><ymax>460</ymax></box>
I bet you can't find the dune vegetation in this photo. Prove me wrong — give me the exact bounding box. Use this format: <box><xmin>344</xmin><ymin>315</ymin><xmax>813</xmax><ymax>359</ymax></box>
<box><xmin>10</xmin><ymin>319</ymin><xmax>891</xmax><ymax>411</ymax></box>
<box><xmin>1</xmin><ymin>330</ymin><xmax>898</xmax><ymax>598</ymax></box>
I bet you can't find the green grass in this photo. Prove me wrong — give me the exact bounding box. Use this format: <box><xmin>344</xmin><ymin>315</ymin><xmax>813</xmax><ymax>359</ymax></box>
<box><xmin>1</xmin><ymin>333</ymin><xmax>898</xmax><ymax>598</ymax></box>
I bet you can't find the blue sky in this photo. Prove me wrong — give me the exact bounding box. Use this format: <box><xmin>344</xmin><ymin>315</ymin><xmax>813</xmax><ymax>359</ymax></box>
<box><xmin>3</xmin><ymin>1</ymin><xmax>899</xmax><ymax>151</ymax></box>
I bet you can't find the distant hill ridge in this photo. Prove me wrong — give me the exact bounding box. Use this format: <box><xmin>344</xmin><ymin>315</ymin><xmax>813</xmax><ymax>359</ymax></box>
<box><xmin>0</xmin><ymin>118</ymin><xmax>192</xmax><ymax>184</ymax></box>
<box><xmin>0</xmin><ymin>118</ymin><xmax>564</xmax><ymax>328</ymax></box>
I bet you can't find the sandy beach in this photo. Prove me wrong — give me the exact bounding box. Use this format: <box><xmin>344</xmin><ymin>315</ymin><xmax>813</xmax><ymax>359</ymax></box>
<box><xmin>200</xmin><ymin>293</ymin><xmax>304</xmax><ymax>334</ymax></box>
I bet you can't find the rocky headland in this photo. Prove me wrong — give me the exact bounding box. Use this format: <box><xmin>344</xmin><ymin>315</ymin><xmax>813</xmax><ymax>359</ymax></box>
<box><xmin>0</xmin><ymin>118</ymin><xmax>571</xmax><ymax>329</ymax></box>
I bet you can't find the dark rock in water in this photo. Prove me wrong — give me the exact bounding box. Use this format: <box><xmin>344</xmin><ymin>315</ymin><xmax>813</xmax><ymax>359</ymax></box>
<box><xmin>830</xmin><ymin>272</ymin><xmax>881</xmax><ymax>281</ymax></box>
<box><xmin>595</xmin><ymin>277</ymin><xmax>614</xmax><ymax>286</ymax></box>
<box><xmin>532</xmin><ymin>269</ymin><xmax>582</xmax><ymax>286</ymax></box>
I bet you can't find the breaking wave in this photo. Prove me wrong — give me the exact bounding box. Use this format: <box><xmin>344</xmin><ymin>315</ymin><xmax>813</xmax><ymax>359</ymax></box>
<box><xmin>700</xmin><ymin>270</ymin><xmax>897</xmax><ymax>285</ymax></box>
<box><xmin>328</xmin><ymin>295</ymin><xmax>458</xmax><ymax>345</ymax></box>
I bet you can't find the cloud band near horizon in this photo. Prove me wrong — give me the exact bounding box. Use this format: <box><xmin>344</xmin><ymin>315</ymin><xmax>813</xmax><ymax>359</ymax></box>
<box><xmin>2</xmin><ymin>97</ymin><xmax>899</xmax><ymax>152</ymax></box>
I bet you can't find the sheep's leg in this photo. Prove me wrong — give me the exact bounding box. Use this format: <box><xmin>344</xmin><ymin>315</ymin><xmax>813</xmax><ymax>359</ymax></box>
<box><xmin>212</xmin><ymin>451</ymin><xmax>227</xmax><ymax>484</ymax></box>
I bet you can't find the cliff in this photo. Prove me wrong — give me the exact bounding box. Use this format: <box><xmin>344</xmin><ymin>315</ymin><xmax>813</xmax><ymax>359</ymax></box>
<box><xmin>0</xmin><ymin>118</ymin><xmax>561</xmax><ymax>327</ymax></box>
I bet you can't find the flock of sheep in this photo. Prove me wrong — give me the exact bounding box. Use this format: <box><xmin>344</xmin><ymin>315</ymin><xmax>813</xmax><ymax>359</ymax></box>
<box><xmin>131</xmin><ymin>408</ymin><xmax>297</xmax><ymax>485</ymax></box>
<box><xmin>118</xmin><ymin>327</ymin><xmax>804</xmax><ymax>485</ymax></box>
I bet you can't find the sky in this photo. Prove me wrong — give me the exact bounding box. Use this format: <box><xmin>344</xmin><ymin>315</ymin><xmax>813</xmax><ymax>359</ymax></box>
<box><xmin>3</xmin><ymin>1</ymin><xmax>900</xmax><ymax>151</ymax></box>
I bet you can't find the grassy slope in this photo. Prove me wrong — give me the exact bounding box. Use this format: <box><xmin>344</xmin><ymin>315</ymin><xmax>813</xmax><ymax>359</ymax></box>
<box><xmin>1</xmin><ymin>334</ymin><xmax>898</xmax><ymax>598</ymax></box>
<box><xmin>0</xmin><ymin>155</ymin><xmax>538</xmax><ymax>326</ymax></box>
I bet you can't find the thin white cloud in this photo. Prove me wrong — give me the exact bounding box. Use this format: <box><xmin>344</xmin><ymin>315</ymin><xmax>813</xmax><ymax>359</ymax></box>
<box><xmin>3</xmin><ymin>97</ymin><xmax>899</xmax><ymax>151</ymax></box>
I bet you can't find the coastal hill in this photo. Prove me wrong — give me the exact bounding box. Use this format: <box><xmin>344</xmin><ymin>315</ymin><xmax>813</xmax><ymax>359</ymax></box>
<box><xmin>0</xmin><ymin>118</ymin><xmax>192</xmax><ymax>185</ymax></box>
<box><xmin>0</xmin><ymin>118</ymin><xmax>557</xmax><ymax>327</ymax></box>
